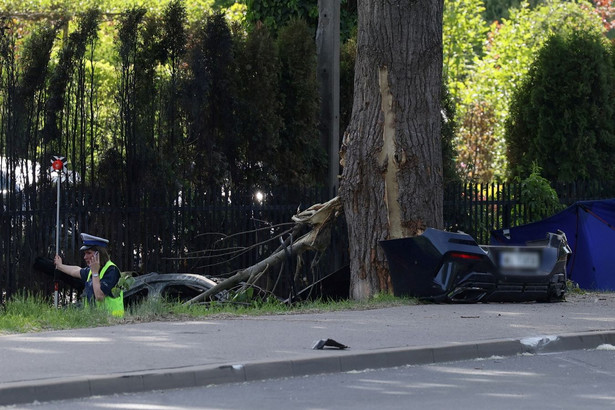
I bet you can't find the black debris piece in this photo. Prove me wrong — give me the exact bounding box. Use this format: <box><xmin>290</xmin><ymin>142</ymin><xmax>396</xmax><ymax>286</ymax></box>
<box><xmin>312</xmin><ymin>338</ymin><xmax>349</xmax><ymax>350</ymax></box>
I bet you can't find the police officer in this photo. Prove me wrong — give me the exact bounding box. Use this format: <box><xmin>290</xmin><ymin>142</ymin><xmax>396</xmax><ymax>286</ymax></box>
<box><xmin>54</xmin><ymin>233</ymin><xmax>124</xmax><ymax>317</ymax></box>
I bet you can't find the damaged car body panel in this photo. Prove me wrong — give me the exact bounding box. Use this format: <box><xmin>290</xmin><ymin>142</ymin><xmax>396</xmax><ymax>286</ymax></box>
<box><xmin>380</xmin><ymin>228</ymin><xmax>571</xmax><ymax>303</ymax></box>
<box><xmin>123</xmin><ymin>272</ymin><xmax>228</xmax><ymax>305</ymax></box>
<box><xmin>33</xmin><ymin>256</ymin><xmax>230</xmax><ymax>306</ymax></box>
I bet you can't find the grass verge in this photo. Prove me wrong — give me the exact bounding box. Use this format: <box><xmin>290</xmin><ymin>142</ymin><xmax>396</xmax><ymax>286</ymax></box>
<box><xmin>0</xmin><ymin>292</ymin><xmax>418</xmax><ymax>334</ymax></box>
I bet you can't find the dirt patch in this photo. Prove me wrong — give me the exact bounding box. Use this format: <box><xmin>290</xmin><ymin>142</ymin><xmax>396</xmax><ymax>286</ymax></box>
<box><xmin>564</xmin><ymin>291</ymin><xmax>615</xmax><ymax>306</ymax></box>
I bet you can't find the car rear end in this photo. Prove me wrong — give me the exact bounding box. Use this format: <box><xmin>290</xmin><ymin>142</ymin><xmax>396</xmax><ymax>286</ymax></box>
<box><xmin>380</xmin><ymin>229</ymin><xmax>570</xmax><ymax>303</ymax></box>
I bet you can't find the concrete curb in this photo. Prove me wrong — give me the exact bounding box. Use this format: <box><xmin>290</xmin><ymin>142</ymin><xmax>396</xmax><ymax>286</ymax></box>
<box><xmin>2</xmin><ymin>330</ymin><xmax>615</xmax><ymax>406</ymax></box>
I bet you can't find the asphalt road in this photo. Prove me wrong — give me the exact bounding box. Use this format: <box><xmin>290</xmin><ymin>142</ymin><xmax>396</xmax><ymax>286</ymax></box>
<box><xmin>2</xmin><ymin>291</ymin><xmax>615</xmax><ymax>407</ymax></box>
<box><xmin>8</xmin><ymin>347</ymin><xmax>615</xmax><ymax>410</ymax></box>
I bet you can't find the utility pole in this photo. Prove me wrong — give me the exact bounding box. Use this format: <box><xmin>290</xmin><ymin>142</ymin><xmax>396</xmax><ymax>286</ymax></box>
<box><xmin>317</xmin><ymin>0</ymin><xmax>342</xmax><ymax>275</ymax></box>
<box><xmin>316</xmin><ymin>0</ymin><xmax>340</xmax><ymax>200</ymax></box>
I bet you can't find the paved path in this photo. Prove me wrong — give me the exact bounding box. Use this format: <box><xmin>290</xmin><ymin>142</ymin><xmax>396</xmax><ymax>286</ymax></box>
<box><xmin>1</xmin><ymin>292</ymin><xmax>615</xmax><ymax>406</ymax></box>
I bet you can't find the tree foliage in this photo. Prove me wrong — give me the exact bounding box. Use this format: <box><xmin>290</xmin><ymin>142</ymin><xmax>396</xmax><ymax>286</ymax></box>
<box><xmin>43</xmin><ymin>9</ymin><xmax>100</xmax><ymax>145</ymax></box>
<box><xmin>114</xmin><ymin>7</ymin><xmax>163</xmax><ymax>196</ymax></box>
<box><xmin>506</xmin><ymin>30</ymin><xmax>615</xmax><ymax>182</ymax></box>
<box><xmin>456</xmin><ymin>101</ymin><xmax>497</xmax><ymax>182</ymax></box>
<box><xmin>441</xmin><ymin>83</ymin><xmax>460</xmax><ymax>185</ymax></box>
<box><xmin>184</xmin><ymin>11</ymin><xmax>238</xmax><ymax>190</ymax></box>
<box><xmin>483</xmin><ymin>0</ymin><xmax>543</xmax><ymax>22</ymax></box>
<box><xmin>233</xmin><ymin>24</ymin><xmax>283</xmax><ymax>188</ymax></box>
<box><xmin>443</xmin><ymin>0</ymin><xmax>489</xmax><ymax>100</ymax></box>
<box><xmin>5</xmin><ymin>0</ymin><xmax>615</xmax><ymax>189</ymax></box>
<box><xmin>0</xmin><ymin>0</ymin><xmax>218</xmax><ymax>20</ymax></box>
<box><xmin>243</xmin><ymin>0</ymin><xmax>357</xmax><ymax>41</ymax></box>
<box><xmin>455</xmin><ymin>0</ymin><xmax>604</xmax><ymax>181</ymax></box>
<box><xmin>1</xmin><ymin>3</ymin><xmax>325</xmax><ymax>204</ymax></box>
<box><xmin>245</xmin><ymin>0</ymin><xmax>317</xmax><ymax>33</ymax></box>
<box><xmin>11</xmin><ymin>23</ymin><xmax>58</xmax><ymax>160</ymax></box>
<box><xmin>276</xmin><ymin>18</ymin><xmax>325</xmax><ymax>188</ymax></box>
<box><xmin>516</xmin><ymin>163</ymin><xmax>563</xmax><ymax>223</ymax></box>
<box><xmin>592</xmin><ymin>0</ymin><xmax>615</xmax><ymax>32</ymax></box>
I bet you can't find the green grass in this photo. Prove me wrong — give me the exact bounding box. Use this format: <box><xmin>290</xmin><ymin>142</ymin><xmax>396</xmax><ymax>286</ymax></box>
<box><xmin>0</xmin><ymin>292</ymin><xmax>418</xmax><ymax>334</ymax></box>
<box><xmin>0</xmin><ymin>292</ymin><xmax>112</xmax><ymax>333</ymax></box>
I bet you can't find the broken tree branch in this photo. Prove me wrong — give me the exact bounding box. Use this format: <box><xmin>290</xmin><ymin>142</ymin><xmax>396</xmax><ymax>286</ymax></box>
<box><xmin>183</xmin><ymin>196</ymin><xmax>343</xmax><ymax>305</ymax></box>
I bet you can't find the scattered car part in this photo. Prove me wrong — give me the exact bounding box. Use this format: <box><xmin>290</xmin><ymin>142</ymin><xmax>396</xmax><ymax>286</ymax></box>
<box><xmin>123</xmin><ymin>272</ymin><xmax>228</xmax><ymax>305</ymax></box>
<box><xmin>312</xmin><ymin>338</ymin><xmax>349</xmax><ymax>350</ymax></box>
<box><xmin>380</xmin><ymin>228</ymin><xmax>571</xmax><ymax>303</ymax></box>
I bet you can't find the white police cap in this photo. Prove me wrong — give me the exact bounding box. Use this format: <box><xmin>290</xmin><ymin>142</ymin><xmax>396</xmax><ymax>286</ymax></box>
<box><xmin>79</xmin><ymin>233</ymin><xmax>109</xmax><ymax>251</ymax></box>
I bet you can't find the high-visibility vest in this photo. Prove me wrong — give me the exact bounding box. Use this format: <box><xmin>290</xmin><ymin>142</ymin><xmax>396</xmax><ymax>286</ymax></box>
<box><xmin>87</xmin><ymin>261</ymin><xmax>124</xmax><ymax>318</ymax></box>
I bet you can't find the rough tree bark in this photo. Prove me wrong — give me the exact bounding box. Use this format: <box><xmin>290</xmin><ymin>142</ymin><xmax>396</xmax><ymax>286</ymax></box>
<box><xmin>339</xmin><ymin>0</ymin><xmax>444</xmax><ymax>300</ymax></box>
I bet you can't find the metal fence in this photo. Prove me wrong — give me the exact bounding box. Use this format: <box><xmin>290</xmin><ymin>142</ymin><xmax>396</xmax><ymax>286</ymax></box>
<box><xmin>443</xmin><ymin>180</ymin><xmax>615</xmax><ymax>244</ymax></box>
<box><xmin>1</xmin><ymin>186</ymin><xmax>333</xmax><ymax>303</ymax></box>
<box><xmin>2</xmin><ymin>181</ymin><xmax>615</xmax><ymax>303</ymax></box>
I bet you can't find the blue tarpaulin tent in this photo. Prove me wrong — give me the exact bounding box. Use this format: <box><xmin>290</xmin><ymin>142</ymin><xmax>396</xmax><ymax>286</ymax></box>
<box><xmin>491</xmin><ymin>199</ymin><xmax>615</xmax><ymax>290</ymax></box>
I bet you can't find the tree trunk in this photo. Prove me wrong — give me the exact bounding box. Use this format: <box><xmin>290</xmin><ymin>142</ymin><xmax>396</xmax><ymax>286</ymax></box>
<box><xmin>339</xmin><ymin>0</ymin><xmax>444</xmax><ymax>300</ymax></box>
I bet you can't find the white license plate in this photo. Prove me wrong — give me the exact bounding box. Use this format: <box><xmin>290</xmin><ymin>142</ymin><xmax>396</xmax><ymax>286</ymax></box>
<box><xmin>499</xmin><ymin>251</ymin><xmax>540</xmax><ymax>269</ymax></box>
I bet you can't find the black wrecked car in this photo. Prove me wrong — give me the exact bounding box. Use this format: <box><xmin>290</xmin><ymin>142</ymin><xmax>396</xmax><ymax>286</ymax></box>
<box><xmin>380</xmin><ymin>228</ymin><xmax>571</xmax><ymax>303</ymax></box>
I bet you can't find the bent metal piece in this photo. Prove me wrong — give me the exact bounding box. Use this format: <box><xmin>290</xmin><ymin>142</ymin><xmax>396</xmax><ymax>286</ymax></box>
<box><xmin>33</xmin><ymin>259</ymin><xmax>228</xmax><ymax>306</ymax></box>
<box><xmin>380</xmin><ymin>228</ymin><xmax>571</xmax><ymax>303</ymax></box>
<box><xmin>123</xmin><ymin>272</ymin><xmax>228</xmax><ymax>304</ymax></box>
